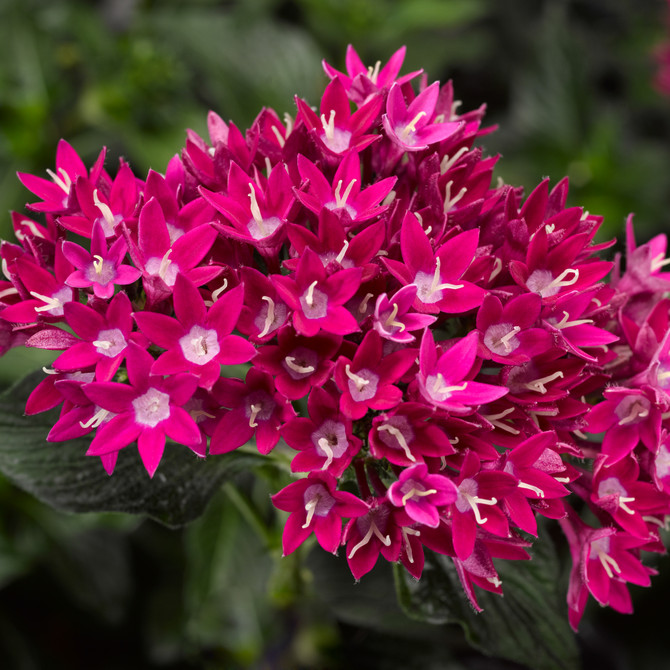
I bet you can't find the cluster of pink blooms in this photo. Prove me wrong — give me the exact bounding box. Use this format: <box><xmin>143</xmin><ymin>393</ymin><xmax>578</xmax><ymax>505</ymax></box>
<box><xmin>2</xmin><ymin>46</ymin><xmax>670</xmax><ymax>631</ymax></box>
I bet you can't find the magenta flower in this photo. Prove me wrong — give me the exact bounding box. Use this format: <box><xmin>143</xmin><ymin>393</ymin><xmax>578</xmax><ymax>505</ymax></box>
<box><xmin>1</xmin><ymin>244</ymin><xmax>75</xmax><ymax>324</ymax></box>
<box><xmin>252</xmin><ymin>327</ymin><xmax>341</xmax><ymax>400</ymax></box>
<box><xmin>560</xmin><ymin>510</ymin><xmax>656</xmax><ymax>631</ymax></box>
<box><xmin>415</xmin><ymin>330</ymin><xmax>508</xmax><ymax>414</ymax></box>
<box><xmin>295</xmin><ymin>153</ymin><xmax>396</xmax><ymax>227</ymax></box>
<box><xmin>585</xmin><ymin>387</ymin><xmax>662</xmax><ymax>463</ymax></box>
<box><xmin>273</xmin><ymin>247</ymin><xmax>362</xmax><ymax>337</ymax></box>
<box><xmin>343</xmin><ymin>499</ymin><xmax>408</xmax><ymax>580</ymax></box>
<box><xmin>382</xmin><ymin>82</ymin><xmax>461</xmax><ymax>151</ymax></box>
<box><xmin>387</xmin><ymin>463</ymin><xmax>458</xmax><ymax>527</ymax></box>
<box><xmin>58</xmin><ymin>162</ymin><xmax>141</xmax><ymax>238</ymax></box>
<box><xmin>334</xmin><ymin>329</ymin><xmax>416</xmax><ymax>420</ymax></box>
<box><xmin>82</xmin><ymin>342</ymin><xmax>202</xmax><ymax>477</ymax></box>
<box><xmin>383</xmin><ymin>213</ymin><xmax>486</xmax><ymax>314</ymax></box>
<box><xmin>25</xmin><ymin>291</ymin><xmax>142</xmax><ymax>381</ymax></box>
<box><xmin>200</xmin><ymin>161</ymin><xmax>294</xmax><ymax>251</ymax></box>
<box><xmin>295</xmin><ymin>76</ymin><xmax>382</xmax><ymax>156</ymax></box>
<box><xmin>476</xmin><ymin>292</ymin><xmax>551</xmax><ymax>364</ymax></box>
<box><xmin>126</xmin><ymin>197</ymin><xmax>220</xmax><ymax>304</ymax></box>
<box><xmin>271</xmin><ymin>471</ymin><xmax>369</xmax><ymax>555</ymax></box>
<box><xmin>373</xmin><ymin>285</ymin><xmax>437</xmax><ymax>343</ymax></box>
<box><xmin>134</xmin><ymin>274</ymin><xmax>255</xmax><ymax>389</ymax></box>
<box><xmin>209</xmin><ymin>368</ymin><xmax>295</xmax><ymax>455</ymax></box>
<box><xmin>322</xmin><ymin>45</ymin><xmax>421</xmax><ymax>103</ymax></box>
<box><xmin>498</xmin><ymin>431</ymin><xmax>570</xmax><ymax>536</ymax></box>
<box><xmin>282</xmin><ymin>386</ymin><xmax>362</xmax><ymax>476</ymax></box>
<box><xmin>449</xmin><ymin>451</ymin><xmax>518</xmax><ymax>560</ymax></box>
<box><xmin>17</xmin><ymin>139</ymin><xmax>106</xmax><ymax>214</ymax></box>
<box><xmin>236</xmin><ymin>267</ymin><xmax>290</xmax><ymax>342</ymax></box>
<box><xmin>369</xmin><ymin>402</ymin><xmax>456</xmax><ymax>466</ymax></box>
<box><xmin>62</xmin><ymin>220</ymin><xmax>140</xmax><ymax>299</ymax></box>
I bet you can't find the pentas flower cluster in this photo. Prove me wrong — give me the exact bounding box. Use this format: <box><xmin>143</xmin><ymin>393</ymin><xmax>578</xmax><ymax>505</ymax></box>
<box><xmin>2</xmin><ymin>45</ymin><xmax>670</xmax><ymax>631</ymax></box>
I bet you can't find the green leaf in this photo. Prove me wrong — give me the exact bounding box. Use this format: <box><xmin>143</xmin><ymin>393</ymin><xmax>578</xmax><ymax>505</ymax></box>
<box><xmin>395</xmin><ymin>533</ymin><xmax>579</xmax><ymax>670</ymax></box>
<box><xmin>0</xmin><ymin>370</ymin><xmax>266</xmax><ymax>527</ymax></box>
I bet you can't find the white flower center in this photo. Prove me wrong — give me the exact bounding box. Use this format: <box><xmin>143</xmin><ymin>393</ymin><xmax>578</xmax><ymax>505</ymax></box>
<box><xmin>93</xmin><ymin>328</ymin><xmax>127</xmax><ymax>358</ymax></box>
<box><xmin>179</xmin><ymin>325</ymin><xmax>220</xmax><ymax>365</ymax></box>
<box><xmin>133</xmin><ymin>387</ymin><xmax>170</xmax><ymax>427</ymax></box>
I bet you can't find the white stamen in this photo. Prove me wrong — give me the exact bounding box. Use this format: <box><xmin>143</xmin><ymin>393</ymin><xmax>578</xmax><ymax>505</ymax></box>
<box><xmin>92</xmin><ymin>339</ymin><xmax>112</xmax><ymax>350</ymax></box>
<box><xmin>211</xmin><ymin>280</ymin><xmax>228</xmax><ymax>303</ymax></box>
<box><xmin>46</xmin><ymin>167</ymin><xmax>72</xmax><ymax>194</ymax></box>
<box><xmin>42</xmin><ymin>367</ymin><xmax>59</xmax><ymax>375</ymax></box>
<box><xmin>618</xmin><ymin>496</ymin><xmax>636</xmax><ymax>515</ymax></box>
<box><xmin>518</xmin><ymin>481</ymin><xmax>545</xmax><ymax>498</ymax></box>
<box><xmin>79</xmin><ymin>407</ymin><xmax>110</xmax><ymax>429</ymax></box>
<box><xmin>285</xmin><ymin>356</ymin><xmax>315</xmax><ymax>375</ymax></box>
<box><xmin>0</xmin><ymin>287</ymin><xmax>19</xmax><ymax>300</ymax></box>
<box><xmin>495</xmin><ymin>326</ymin><xmax>521</xmax><ymax>353</ymax></box>
<box><xmin>489</xmin><ymin>257</ymin><xmax>503</xmax><ymax>282</ymax></box>
<box><xmin>158</xmin><ymin>249</ymin><xmax>172</xmax><ymax>281</ymax></box>
<box><xmin>399</xmin><ymin>111</ymin><xmax>426</xmax><ymax>140</ymax></box>
<box><xmin>432</xmin><ymin>373</ymin><xmax>467</xmax><ymax>396</ymax></box>
<box><xmin>384</xmin><ymin>303</ymin><xmax>406</xmax><ymax>332</ymax></box>
<box><xmin>271</xmin><ymin>125</ymin><xmax>286</xmax><ymax>148</ymax></box>
<box><xmin>381</xmin><ymin>190</ymin><xmax>396</xmax><ymax>207</ymax></box>
<box><xmin>546</xmin><ymin>268</ymin><xmax>579</xmax><ymax>292</ymax></box>
<box><xmin>524</xmin><ymin>371</ymin><xmax>564</xmax><ymax>394</ymax></box>
<box><xmin>258</xmin><ymin>295</ymin><xmax>276</xmax><ymax>338</ymax></box>
<box><xmin>481</xmin><ymin>408</ymin><xmax>519</xmax><ymax>435</ymax></box>
<box><xmin>464</xmin><ymin>493</ymin><xmax>498</xmax><ymax>525</ymax></box>
<box><xmin>643</xmin><ymin>515</ymin><xmax>669</xmax><ymax>529</ymax></box>
<box><xmin>554</xmin><ymin>311</ymin><xmax>594</xmax><ymax>329</ymax></box>
<box><xmin>651</xmin><ymin>252</ymin><xmax>670</xmax><ymax>273</ymax></box>
<box><xmin>450</xmin><ymin>100</ymin><xmax>462</xmax><ymax>120</ymax></box>
<box><xmin>378</xmin><ymin>423</ymin><xmax>416</xmax><ymax>462</ymax></box>
<box><xmin>304</xmin><ymin>280</ymin><xmax>318</xmax><ymax>307</ymax></box>
<box><xmin>321</xmin><ymin>109</ymin><xmax>336</xmax><ymax>141</ymax></box>
<box><xmin>92</xmin><ymin>254</ymin><xmax>105</xmax><ymax>275</ymax></box>
<box><xmin>93</xmin><ymin>189</ymin><xmax>116</xmax><ymax>229</ymax></box>
<box><xmin>487</xmin><ymin>576</ymin><xmax>503</xmax><ymax>588</ymax></box>
<box><xmin>345</xmin><ymin>364</ymin><xmax>370</xmax><ymax>392</ymax></box>
<box><xmin>348</xmin><ymin>522</ymin><xmax>391</xmax><ymax>559</ymax></box>
<box><xmin>429</xmin><ymin>257</ymin><xmax>464</xmax><ymax>297</ymax></box>
<box><xmin>302</xmin><ymin>498</ymin><xmax>318</xmax><ymax>528</ymax></box>
<box><xmin>317</xmin><ymin>437</ymin><xmax>335</xmax><ymax>470</ymax></box>
<box><xmin>248</xmin><ymin>403</ymin><xmax>262</xmax><ymax>428</ymax></box>
<box><xmin>30</xmin><ymin>291</ymin><xmax>64</xmax><ymax>313</ymax></box>
<box><xmin>443</xmin><ymin>180</ymin><xmax>467</xmax><ymax>213</ymax></box>
<box><xmin>597</xmin><ymin>551</ymin><xmax>622</xmax><ymax>579</ymax></box>
<box><xmin>366</xmin><ymin>60</ymin><xmax>382</xmax><ymax>83</ymax></box>
<box><xmin>401</xmin><ymin>487</ymin><xmax>437</xmax><ymax>506</ymax></box>
<box><xmin>283</xmin><ymin>113</ymin><xmax>294</xmax><ymax>136</ymax></box>
<box><xmin>248</xmin><ymin>185</ymin><xmax>266</xmax><ymax>236</ymax></box>
<box><xmin>359</xmin><ymin>292</ymin><xmax>375</xmax><ymax>313</ymax></box>
<box><xmin>618</xmin><ymin>402</ymin><xmax>649</xmax><ymax>426</ymax></box>
<box><xmin>334</xmin><ymin>179</ymin><xmax>357</xmax><ymax>208</ymax></box>
<box><xmin>440</xmin><ymin>146</ymin><xmax>469</xmax><ymax>175</ymax></box>
<box><xmin>401</xmin><ymin>527</ymin><xmax>420</xmax><ymax>563</ymax></box>
<box><xmin>335</xmin><ymin>238</ymin><xmax>350</xmax><ymax>265</ymax></box>
<box><xmin>555</xmin><ymin>476</ymin><xmax>571</xmax><ymax>483</ymax></box>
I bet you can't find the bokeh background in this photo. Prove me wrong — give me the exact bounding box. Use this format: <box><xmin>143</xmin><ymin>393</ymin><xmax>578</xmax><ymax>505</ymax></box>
<box><xmin>0</xmin><ymin>0</ymin><xmax>669</xmax><ymax>667</ymax></box>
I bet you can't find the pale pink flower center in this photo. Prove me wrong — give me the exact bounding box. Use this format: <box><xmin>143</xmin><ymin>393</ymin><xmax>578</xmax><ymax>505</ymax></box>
<box><xmin>93</xmin><ymin>328</ymin><xmax>127</xmax><ymax>358</ymax></box>
<box><xmin>179</xmin><ymin>325</ymin><xmax>220</xmax><ymax>365</ymax></box>
<box><xmin>133</xmin><ymin>387</ymin><xmax>170</xmax><ymax>427</ymax></box>
<box><xmin>282</xmin><ymin>347</ymin><xmax>318</xmax><ymax>380</ymax></box>
<box><xmin>300</xmin><ymin>282</ymin><xmax>329</xmax><ymax>319</ymax></box>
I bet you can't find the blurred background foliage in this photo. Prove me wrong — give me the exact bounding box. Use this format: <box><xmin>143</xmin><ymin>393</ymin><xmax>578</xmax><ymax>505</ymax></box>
<box><xmin>1</xmin><ymin>0</ymin><xmax>669</xmax><ymax>667</ymax></box>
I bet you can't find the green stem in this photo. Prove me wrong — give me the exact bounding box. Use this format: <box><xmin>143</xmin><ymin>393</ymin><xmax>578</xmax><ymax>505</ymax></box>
<box><xmin>222</xmin><ymin>481</ymin><xmax>274</xmax><ymax>549</ymax></box>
